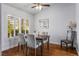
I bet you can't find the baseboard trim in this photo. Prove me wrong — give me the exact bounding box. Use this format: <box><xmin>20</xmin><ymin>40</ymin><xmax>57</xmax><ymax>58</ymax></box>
<box><xmin>78</xmin><ymin>52</ymin><xmax>79</xmax><ymax>56</ymax></box>
<box><xmin>76</xmin><ymin>49</ymin><xmax>79</xmax><ymax>56</ymax></box>
<box><xmin>0</xmin><ymin>52</ymin><xmax>1</xmax><ymax>56</ymax></box>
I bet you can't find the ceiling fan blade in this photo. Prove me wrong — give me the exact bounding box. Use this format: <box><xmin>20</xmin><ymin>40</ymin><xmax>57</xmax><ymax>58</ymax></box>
<box><xmin>31</xmin><ymin>3</ymin><xmax>50</xmax><ymax>9</ymax></box>
<box><xmin>32</xmin><ymin>6</ymin><xmax>36</xmax><ymax>8</ymax></box>
<box><xmin>33</xmin><ymin>3</ymin><xmax>39</xmax><ymax>6</ymax></box>
<box><xmin>33</xmin><ymin>3</ymin><xmax>50</xmax><ymax>6</ymax></box>
<box><xmin>42</xmin><ymin>4</ymin><xmax>50</xmax><ymax>7</ymax></box>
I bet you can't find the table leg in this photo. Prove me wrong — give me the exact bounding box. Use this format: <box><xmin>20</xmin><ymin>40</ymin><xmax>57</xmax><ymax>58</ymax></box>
<box><xmin>47</xmin><ymin>37</ymin><xmax>49</xmax><ymax>50</ymax></box>
<box><xmin>41</xmin><ymin>40</ymin><xmax>43</xmax><ymax>56</ymax></box>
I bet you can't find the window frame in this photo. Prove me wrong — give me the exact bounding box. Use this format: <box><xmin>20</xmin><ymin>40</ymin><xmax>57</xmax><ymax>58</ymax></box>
<box><xmin>8</xmin><ymin>16</ymin><xmax>29</xmax><ymax>38</ymax></box>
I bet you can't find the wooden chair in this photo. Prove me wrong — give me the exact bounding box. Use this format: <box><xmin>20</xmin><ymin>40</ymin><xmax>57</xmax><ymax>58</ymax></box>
<box><xmin>60</xmin><ymin>31</ymin><xmax>76</xmax><ymax>50</ymax></box>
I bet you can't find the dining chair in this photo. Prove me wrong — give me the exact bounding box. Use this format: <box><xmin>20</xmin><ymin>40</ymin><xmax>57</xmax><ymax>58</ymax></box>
<box><xmin>38</xmin><ymin>32</ymin><xmax>49</xmax><ymax>49</ymax></box>
<box><xmin>42</xmin><ymin>32</ymin><xmax>48</xmax><ymax>43</ymax></box>
<box><xmin>17</xmin><ymin>33</ymin><xmax>27</xmax><ymax>55</ymax></box>
<box><xmin>60</xmin><ymin>31</ymin><xmax>76</xmax><ymax>50</ymax></box>
<box><xmin>38</xmin><ymin>32</ymin><xmax>48</xmax><ymax>43</ymax></box>
<box><xmin>27</xmin><ymin>34</ymin><xmax>42</xmax><ymax>56</ymax></box>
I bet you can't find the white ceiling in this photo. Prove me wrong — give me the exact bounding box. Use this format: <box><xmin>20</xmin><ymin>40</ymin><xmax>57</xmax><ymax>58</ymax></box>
<box><xmin>5</xmin><ymin>3</ymin><xmax>54</xmax><ymax>15</ymax></box>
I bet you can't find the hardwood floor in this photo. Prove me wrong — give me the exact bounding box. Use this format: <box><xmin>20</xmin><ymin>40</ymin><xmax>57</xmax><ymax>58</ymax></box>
<box><xmin>2</xmin><ymin>44</ymin><xmax>78</xmax><ymax>56</ymax></box>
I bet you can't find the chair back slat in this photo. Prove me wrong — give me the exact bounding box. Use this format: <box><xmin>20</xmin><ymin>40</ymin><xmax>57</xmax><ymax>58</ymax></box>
<box><xmin>18</xmin><ymin>33</ymin><xmax>25</xmax><ymax>45</ymax></box>
<box><xmin>27</xmin><ymin>34</ymin><xmax>36</xmax><ymax>48</ymax></box>
<box><xmin>71</xmin><ymin>31</ymin><xmax>76</xmax><ymax>42</ymax></box>
<box><xmin>66</xmin><ymin>31</ymin><xmax>76</xmax><ymax>42</ymax></box>
<box><xmin>66</xmin><ymin>31</ymin><xmax>71</xmax><ymax>40</ymax></box>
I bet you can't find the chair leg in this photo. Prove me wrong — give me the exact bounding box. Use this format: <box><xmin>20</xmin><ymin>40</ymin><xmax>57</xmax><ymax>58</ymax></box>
<box><xmin>47</xmin><ymin>38</ymin><xmax>49</xmax><ymax>50</ymax></box>
<box><xmin>23</xmin><ymin>45</ymin><xmax>26</xmax><ymax>55</ymax></box>
<box><xmin>61</xmin><ymin>41</ymin><xmax>62</xmax><ymax>48</ymax></box>
<box><xmin>18</xmin><ymin>44</ymin><xmax>21</xmax><ymax>55</ymax></box>
<box><xmin>25</xmin><ymin>44</ymin><xmax>27</xmax><ymax>56</ymax></box>
<box><xmin>35</xmin><ymin>48</ymin><xmax>36</xmax><ymax>56</ymax></box>
<box><xmin>26</xmin><ymin>48</ymin><xmax>30</xmax><ymax>56</ymax></box>
<box><xmin>66</xmin><ymin>43</ymin><xmax>68</xmax><ymax>50</ymax></box>
<box><xmin>19</xmin><ymin>45</ymin><xmax>21</xmax><ymax>55</ymax></box>
<box><xmin>41</xmin><ymin>45</ymin><xmax>42</xmax><ymax>56</ymax></box>
<box><xmin>28</xmin><ymin>48</ymin><xmax>31</xmax><ymax>55</ymax></box>
<box><xmin>21</xmin><ymin>45</ymin><xmax>23</xmax><ymax>55</ymax></box>
<box><xmin>71</xmin><ymin>43</ymin><xmax>74</xmax><ymax>49</ymax></box>
<box><xmin>18</xmin><ymin>44</ymin><xmax>19</xmax><ymax>54</ymax></box>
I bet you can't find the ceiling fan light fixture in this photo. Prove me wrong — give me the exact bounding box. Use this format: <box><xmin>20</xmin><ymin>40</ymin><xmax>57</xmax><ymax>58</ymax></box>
<box><xmin>39</xmin><ymin>5</ymin><xmax>42</xmax><ymax>10</ymax></box>
<box><xmin>35</xmin><ymin>6</ymin><xmax>39</xmax><ymax>9</ymax></box>
<box><xmin>35</xmin><ymin>5</ymin><xmax>42</xmax><ymax>10</ymax></box>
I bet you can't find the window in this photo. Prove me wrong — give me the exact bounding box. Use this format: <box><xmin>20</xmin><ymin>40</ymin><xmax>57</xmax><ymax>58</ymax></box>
<box><xmin>8</xmin><ymin>16</ymin><xmax>29</xmax><ymax>38</ymax></box>
<box><xmin>21</xmin><ymin>19</ymin><xmax>25</xmax><ymax>34</ymax></box>
<box><xmin>21</xmin><ymin>18</ymin><xmax>29</xmax><ymax>34</ymax></box>
<box><xmin>26</xmin><ymin>19</ymin><xmax>29</xmax><ymax>33</ymax></box>
<box><xmin>15</xmin><ymin>18</ymin><xmax>19</xmax><ymax>36</ymax></box>
<box><xmin>8</xmin><ymin>16</ymin><xmax>14</xmax><ymax>38</ymax></box>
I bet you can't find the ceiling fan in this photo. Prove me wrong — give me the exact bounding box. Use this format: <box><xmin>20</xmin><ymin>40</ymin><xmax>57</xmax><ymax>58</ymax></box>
<box><xmin>31</xmin><ymin>3</ymin><xmax>50</xmax><ymax>10</ymax></box>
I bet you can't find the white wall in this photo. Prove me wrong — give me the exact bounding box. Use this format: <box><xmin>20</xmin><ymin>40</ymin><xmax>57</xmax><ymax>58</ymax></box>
<box><xmin>1</xmin><ymin>4</ymin><xmax>34</xmax><ymax>51</ymax></box>
<box><xmin>0</xmin><ymin>3</ymin><xmax>2</xmax><ymax>55</ymax></box>
<box><xmin>76</xmin><ymin>3</ymin><xmax>79</xmax><ymax>55</ymax></box>
<box><xmin>34</xmin><ymin>3</ymin><xmax>76</xmax><ymax>44</ymax></box>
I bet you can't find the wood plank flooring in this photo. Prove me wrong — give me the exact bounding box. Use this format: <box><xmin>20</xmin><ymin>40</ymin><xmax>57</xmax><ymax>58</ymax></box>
<box><xmin>2</xmin><ymin>44</ymin><xmax>78</xmax><ymax>56</ymax></box>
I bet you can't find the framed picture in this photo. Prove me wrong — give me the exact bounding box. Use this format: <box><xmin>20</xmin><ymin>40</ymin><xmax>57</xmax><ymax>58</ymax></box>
<box><xmin>39</xmin><ymin>19</ymin><xmax>49</xmax><ymax>29</ymax></box>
